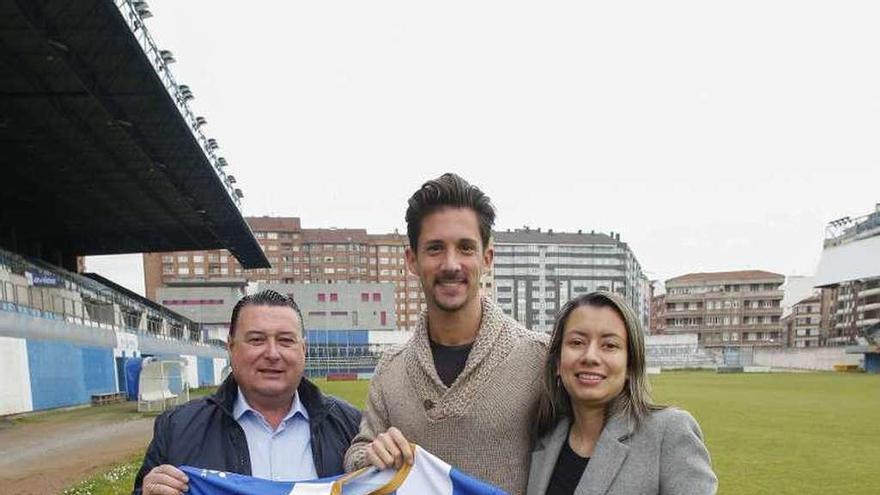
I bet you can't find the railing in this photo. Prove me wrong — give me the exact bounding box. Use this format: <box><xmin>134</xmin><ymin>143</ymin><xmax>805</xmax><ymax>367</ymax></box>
<box><xmin>825</xmin><ymin>210</ymin><xmax>880</xmax><ymax>246</ymax></box>
<box><xmin>666</xmin><ymin>290</ymin><xmax>782</xmax><ymax>300</ymax></box>
<box><xmin>113</xmin><ymin>0</ymin><xmax>241</xmax><ymax>207</ymax></box>
<box><xmin>0</xmin><ymin>278</ymin><xmax>217</xmax><ymax>347</ymax></box>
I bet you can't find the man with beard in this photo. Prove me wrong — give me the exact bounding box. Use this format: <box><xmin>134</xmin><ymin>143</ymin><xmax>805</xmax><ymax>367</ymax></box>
<box><xmin>344</xmin><ymin>173</ymin><xmax>548</xmax><ymax>495</ymax></box>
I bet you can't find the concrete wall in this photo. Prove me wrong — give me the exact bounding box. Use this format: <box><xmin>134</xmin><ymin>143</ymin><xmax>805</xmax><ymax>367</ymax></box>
<box><xmin>753</xmin><ymin>347</ymin><xmax>862</xmax><ymax>371</ymax></box>
<box><xmin>156</xmin><ymin>285</ymin><xmax>243</xmax><ymax>324</ymax></box>
<box><xmin>0</xmin><ymin>309</ymin><xmax>229</xmax><ymax>415</ymax></box>
<box><xmin>197</xmin><ymin>356</ymin><xmax>215</xmax><ymax>387</ymax></box>
<box><xmin>26</xmin><ymin>340</ymin><xmax>116</xmax><ymax>410</ymax></box>
<box><xmin>0</xmin><ymin>336</ymin><xmax>32</xmax><ymax>415</ymax></box>
<box><xmin>262</xmin><ymin>282</ymin><xmax>397</xmax><ymax>330</ymax></box>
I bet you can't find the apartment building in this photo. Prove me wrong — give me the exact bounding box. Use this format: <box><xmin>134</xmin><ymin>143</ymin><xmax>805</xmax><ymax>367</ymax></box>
<box><xmin>650</xmin><ymin>292</ymin><xmax>667</xmax><ymax>334</ymax></box>
<box><xmin>788</xmin><ymin>295</ymin><xmax>823</xmax><ymax>347</ymax></box>
<box><xmin>664</xmin><ymin>270</ymin><xmax>785</xmax><ymax>347</ymax></box>
<box><xmin>144</xmin><ymin>217</ymin><xmax>426</xmax><ymax>331</ymax></box>
<box><xmin>492</xmin><ymin>228</ymin><xmax>649</xmax><ymax>333</ymax></box>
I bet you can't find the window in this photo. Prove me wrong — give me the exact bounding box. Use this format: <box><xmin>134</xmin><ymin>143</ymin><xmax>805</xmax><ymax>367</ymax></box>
<box><xmin>318</xmin><ymin>293</ymin><xmax>326</xmax><ymax>302</ymax></box>
<box><xmin>380</xmin><ymin>311</ymin><xmax>387</xmax><ymax>326</ymax></box>
<box><xmin>193</xmin><ymin>255</ymin><xmax>204</xmax><ymax>263</ymax></box>
<box><xmin>178</xmin><ymin>267</ymin><xmax>189</xmax><ymax>275</ymax></box>
<box><xmin>372</xmin><ymin>293</ymin><xmax>381</xmax><ymax>302</ymax></box>
<box><xmin>178</xmin><ymin>255</ymin><xmax>189</xmax><ymax>263</ymax></box>
<box><xmin>361</xmin><ymin>292</ymin><xmax>369</xmax><ymax>302</ymax></box>
<box><xmin>267</xmin><ymin>232</ymin><xmax>278</xmax><ymax>240</ymax></box>
<box><xmin>162</xmin><ymin>255</ymin><xmax>173</xmax><ymax>262</ymax></box>
<box><xmin>194</xmin><ymin>267</ymin><xmax>205</xmax><ymax>275</ymax></box>
<box><xmin>330</xmin><ymin>293</ymin><xmax>338</xmax><ymax>302</ymax></box>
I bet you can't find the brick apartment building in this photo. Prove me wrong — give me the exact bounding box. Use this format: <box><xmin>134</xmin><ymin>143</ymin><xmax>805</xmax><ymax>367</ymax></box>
<box><xmin>664</xmin><ymin>270</ymin><xmax>785</xmax><ymax>347</ymax></box>
<box><xmin>650</xmin><ymin>292</ymin><xmax>667</xmax><ymax>334</ymax></box>
<box><xmin>143</xmin><ymin>217</ymin><xmax>427</xmax><ymax>331</ymax></box>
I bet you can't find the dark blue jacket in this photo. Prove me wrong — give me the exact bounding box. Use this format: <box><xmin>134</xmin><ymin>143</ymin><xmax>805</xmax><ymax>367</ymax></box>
<box><xmin>133</xmin><ymin>376</ymin><xmax>361</xmax><ymax>494</ymax></box>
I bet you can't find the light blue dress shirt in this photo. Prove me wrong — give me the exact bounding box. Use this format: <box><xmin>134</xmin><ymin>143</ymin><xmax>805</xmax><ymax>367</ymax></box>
<box><xmin>233</xmin><ymin>388</ymin><xmax>318</xmax><ymax>481</ymax></box>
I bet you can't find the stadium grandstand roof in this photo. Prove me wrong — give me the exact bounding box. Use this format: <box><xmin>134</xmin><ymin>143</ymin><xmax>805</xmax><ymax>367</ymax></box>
<box><xmin>0</xmin><ymin>0</ymin><xmax>269</xmax><ymax>270</ymax></box>
<box><xmin>666</xmin><ymin>270</ymin><xmax>784</xmax><ymax>285</ymax></box>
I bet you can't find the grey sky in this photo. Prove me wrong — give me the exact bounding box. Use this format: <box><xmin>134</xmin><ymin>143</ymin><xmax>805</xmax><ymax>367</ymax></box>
<box><xmin>87</xmin><ymin>1</ymin><xmax>880</xmax><ymax>296</ymax></box>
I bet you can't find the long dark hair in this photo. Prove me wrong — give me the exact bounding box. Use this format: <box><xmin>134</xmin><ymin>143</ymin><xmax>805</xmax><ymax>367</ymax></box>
<box><xmin>534</xmin><ymin>291</ymin><xmax>663</xmax><ymax>438</ymax></box>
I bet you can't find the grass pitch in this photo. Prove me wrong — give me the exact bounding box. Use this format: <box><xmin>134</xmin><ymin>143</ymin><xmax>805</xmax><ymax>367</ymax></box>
<box><xmin>650</xmin><ymin>371</ymin><xmax>879</xmax><ymax>494</ymax></box>
<box><xmin>64</xmin><ymin>373</ymin><xmax>878</xmax><ymax>494</ymax></box>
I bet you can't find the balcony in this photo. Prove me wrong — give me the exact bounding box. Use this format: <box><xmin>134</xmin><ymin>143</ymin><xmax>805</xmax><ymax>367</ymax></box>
<box><xmin>666</xmin><ymin>290</ymin><xmax>782</xmax><ymax>301</ymax></box>
<box><xmin>665</xmin><ymin>307</ymin><xmax>706</xmax><ymax>315</ymax></box>
<box><xmin>741</xmin><ymin>307</ymin><xmax>783</xmax><ymax>315</ymax></box>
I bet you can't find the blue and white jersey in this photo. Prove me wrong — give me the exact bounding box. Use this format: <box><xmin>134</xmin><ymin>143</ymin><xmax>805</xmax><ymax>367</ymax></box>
<box><xmin>182</xmin><ymin>445</ymin><xmax>508</xmax><ymax>495</ymax></box>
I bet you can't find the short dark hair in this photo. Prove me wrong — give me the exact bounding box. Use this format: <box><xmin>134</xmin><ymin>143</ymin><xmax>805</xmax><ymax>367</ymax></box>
<box><xmin>405</xmin><ymin>173</ymin><xmax>496</xmax><ymax>251</ymax></box>
<box><xmin>228</xmin><ymin>290</ymin><xmax>304</xmax><ymax>337</ymax></box>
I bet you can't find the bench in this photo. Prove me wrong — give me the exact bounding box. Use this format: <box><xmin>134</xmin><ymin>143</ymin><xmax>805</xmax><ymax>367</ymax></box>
<box><xmin>91</xmin><ymin>392</ymin><xmax>127</xmax><ymax>405</ymax></box>
<box><xmin>833</xmin><ymin>364</ymin><xmax>861</xmax><ymax>373</ymax></box>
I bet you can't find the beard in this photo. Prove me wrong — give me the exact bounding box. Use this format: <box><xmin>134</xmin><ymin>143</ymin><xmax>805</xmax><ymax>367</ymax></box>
<box><xmin>429</xmin><ymin>271</ymin><xmax>473</xmax><ymax>312</ymax></box>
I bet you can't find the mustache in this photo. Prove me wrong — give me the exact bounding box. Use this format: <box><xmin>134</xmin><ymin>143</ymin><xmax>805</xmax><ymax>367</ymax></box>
<box><xmin>435</xmin><ymin>271</ymin><xmax>467</xmax><ymax>283</ymax></box>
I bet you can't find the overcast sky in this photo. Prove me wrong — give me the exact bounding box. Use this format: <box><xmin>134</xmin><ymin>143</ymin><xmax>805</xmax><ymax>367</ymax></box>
<box><xmin>87</xmin><ymin>0</ymin><xmax>880</xmax><ymax>296</ymax></box>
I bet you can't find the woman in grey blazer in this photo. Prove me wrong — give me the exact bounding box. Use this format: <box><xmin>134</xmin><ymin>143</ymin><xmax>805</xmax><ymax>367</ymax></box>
<box><xmin>528</xmin><ymin>291</ymin><xmax>717</xmax><ymax>495</ymax></box>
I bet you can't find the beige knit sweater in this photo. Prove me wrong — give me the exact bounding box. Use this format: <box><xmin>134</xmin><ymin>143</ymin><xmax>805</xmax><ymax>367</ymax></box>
<box><xmin>344</xmin><ymin>296</ymin><xmax>549</xmax><ymax>495</ymax></box>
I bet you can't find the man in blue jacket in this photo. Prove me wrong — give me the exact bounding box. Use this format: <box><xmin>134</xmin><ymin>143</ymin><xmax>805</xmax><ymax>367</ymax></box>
<box><xmin>134</xmin><ymin>290</ymin><xmax>361</xmax><ymax>495</ymax></box>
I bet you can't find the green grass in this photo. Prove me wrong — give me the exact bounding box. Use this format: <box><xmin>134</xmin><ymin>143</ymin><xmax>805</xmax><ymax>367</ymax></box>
<box><xmin>61</xmin><ymin>454</ymin><xmax>143</xmax><ymax>495</ymax></box>
<box><xmin>651</xmin><ymin>371</ymin><xmax>879</xmax><ymax>494</ymax></box>
<box><xmin>63</xmin><ymin>374</ymin><xmax>879</xmax><ymax>494</ymax></box>
<box><xmin>315</xmin><ymin>378</ymin><xmax>370</xmax><ymax>409</ymax></box>
<box><xmin>8</xmin><ymin>387</ymin><xmax>218</xmax><ymax>427</ymax></box>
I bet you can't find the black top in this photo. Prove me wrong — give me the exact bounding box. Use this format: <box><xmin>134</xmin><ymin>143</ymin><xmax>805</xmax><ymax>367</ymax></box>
<box><xmin>430</xmin><ymin>339</ymin><xmax>473</xmax><ymax>387</ymax></box>
<box><xmin>546</xmin><ymin>437</ymin><xmax>590</xmax><ymax>495</ymax></box>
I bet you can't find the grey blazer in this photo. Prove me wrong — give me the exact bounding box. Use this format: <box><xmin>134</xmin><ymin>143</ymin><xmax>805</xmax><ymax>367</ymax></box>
<box><xmin>527</xmin><ymin>408</ymin><xmax>717</xmax><ymax>495</ymax></box>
